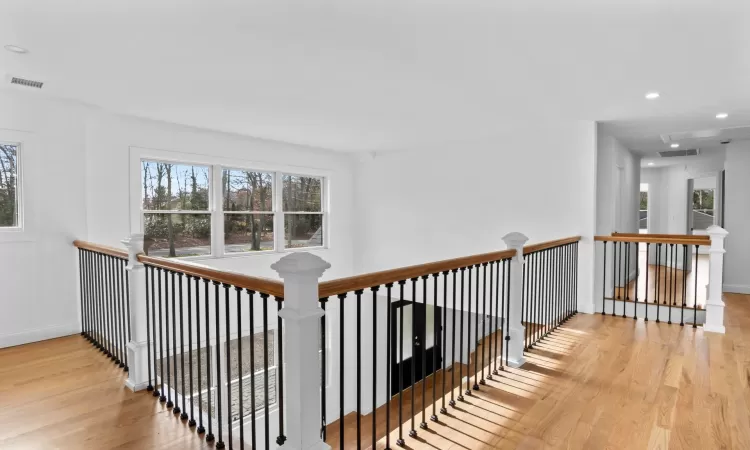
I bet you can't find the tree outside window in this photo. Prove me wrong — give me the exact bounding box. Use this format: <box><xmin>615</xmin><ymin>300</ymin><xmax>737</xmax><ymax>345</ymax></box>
<box><xmin>692</xmin><ymin>188</ymin><xmax>715</xmax><ymax>230</ymax></box>
<box><xmin>0</xmin><ymin>143</ymin><xmax>19</xmax><ymax>228</ymax></box>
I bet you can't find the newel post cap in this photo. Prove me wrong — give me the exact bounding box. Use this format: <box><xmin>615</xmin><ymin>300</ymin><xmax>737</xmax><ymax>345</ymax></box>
<box><xmin>272</xmin><ymin>252</ymin><xmax>331</xmax><ymax>279</ymax></box>
<box><xmin>706</xmin><ymin>225</ymin><xmax>729</xmax><ymax>238</ymax></box>
<box><xmin>502</xmin><ymin>232</ymin><xmax>529</xmax><ymax>249</ymax></box>
<box><xmin>122</xmin><ymin>233</ymin><xmax>144</xmax><ymax>265</ymax></box>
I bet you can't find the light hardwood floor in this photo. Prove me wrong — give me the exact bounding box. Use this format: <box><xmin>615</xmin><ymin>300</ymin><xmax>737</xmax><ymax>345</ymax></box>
<box><xmin>2</xmin><ymin>293</ymin><xmax>749</xmax><ymax>449</ymax></box>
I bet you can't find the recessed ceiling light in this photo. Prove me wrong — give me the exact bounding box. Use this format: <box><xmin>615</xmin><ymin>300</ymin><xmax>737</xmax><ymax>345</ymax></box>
<box><xmin>671</xmin><ymin>143</ymin><xmax>679</xmax><ymax>148</ymax></box>
<box><xmin>648</xmin><ymin>162</ymin><xmax>655</xmax><ymax>166</ymax></box>
<box><xmin>645</xmin><ymin>92</ymin><xmax>660</xmax><ymax>99</ymax></box>
<box><xmin>716</xmin><ymin>112</ymin><xmax>729</xmax><ymax>119</ymax></box>
<box><xmin>4</xmin><ymin>45</ymin><xmax>28</xmax><ymax>54</ymax></box>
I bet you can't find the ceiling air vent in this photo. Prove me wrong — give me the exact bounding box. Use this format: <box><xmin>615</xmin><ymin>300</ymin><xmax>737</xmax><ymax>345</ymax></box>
<box><xmin>10</xmin><ymin>76</ymin><xmax>43</xmax><ymax>89</ymax></box>
<box><xmin>658</xmin><ymin>149</ymin><xmax>700</xmax><ymax>158</ymax></box>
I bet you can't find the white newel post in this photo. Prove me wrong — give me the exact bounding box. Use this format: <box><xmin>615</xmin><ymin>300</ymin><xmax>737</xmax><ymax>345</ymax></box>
<box><xmin>704</xmin><ymin>225</ymin><xmax>728</xmax><ymax>334</ymax></box>
<box><xmin>272</xmin><ymin>252</ymin><xmax>331</xmax><ymax>450</ymax></box>
<box><xmin>502</xmin><ymin>232</ymin><xmax>528</xmax><ymax>368</ymax></box>
<box><xmin>123</xmin><ymin>233</ymin><xmax>150</xmax><ymax>391</ymax></box>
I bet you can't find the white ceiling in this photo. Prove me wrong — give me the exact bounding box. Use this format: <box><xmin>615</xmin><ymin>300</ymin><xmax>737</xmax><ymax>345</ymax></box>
<box><xmin>1</xmin><ymin>0</ymin><xmax>750</xmax><ymax>152</ymax></box>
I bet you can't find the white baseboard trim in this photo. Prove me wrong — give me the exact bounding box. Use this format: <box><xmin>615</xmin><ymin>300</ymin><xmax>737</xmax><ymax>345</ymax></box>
<box><xmin>0</xmin><ymin>323</ymin><xmax>80</xmax><ymax>349</ymax></box>
<box><xmin>723</xmin><ymin>284</ymin><xmax>750</xmax><ymax>295</ymax></box>
<box><xmin>125</xmin><ymin>379</ymin><xmax>151</xmax><ymax>392</ymax></box>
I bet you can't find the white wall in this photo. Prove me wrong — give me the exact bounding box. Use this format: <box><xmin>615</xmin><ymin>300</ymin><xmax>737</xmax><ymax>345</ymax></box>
<box><xmin>724</xmin><ymin>141</ymin><xmax>750</xmax><ymax>293</ymax></box>
<box><xmin>0</xmin><ymin>90</ymin><xmax>89</xmax><ymax>347</ymax></box>
<box><xmin>594</xmin><ymin>128</ymin><xmax>640</xmax><ymax>306</ymax></box>
<box><xmin>352</xmin><ymin>120</ymin><xmax>597</xmax><ymax>312</ymax></box>
<box><xmin>0</xmin><ymin>88</ymin><xmax>357</xmax><ymax>348</ymax></box>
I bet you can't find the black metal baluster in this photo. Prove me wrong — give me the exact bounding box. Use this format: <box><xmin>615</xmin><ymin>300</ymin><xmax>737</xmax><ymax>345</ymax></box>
<box><xmin>150</xmin><ymin>266</ymin><xmax>160</xmax><ymax>398</ymax></box>
<box><xmin>420</xmin><ymin>275</ymin><xmax>428</xmax><ymax>429</ymax></box>
<box><xmin>504</xmin><ymin>259</ymin><xmax>512</xmax><ymax>367</ymax></box>
<box><xmin>158</xmin><ymin>268</ymin><xmax>167</xmax><ymax>403</ymax></box>
<box><xmin>492</xmin><ymin>262</ymin><xmax>500</xmax><ymax>374</ymax></box>
<box><xmin>144</xmin><ymin>265</ymin><xmax>153</xmax><ymax>392</ymax></box>
<box><xmin>450</xmin><ymin>269</ymin><xmax>457</xmax><ymax>406</ymax></box>
<box><xmin>179</xmin><ymin>274</ymin><xmax>187</xmax><ymax>420</ymax></box>
<box><xmin>187</xmin><ymin>275</ymin><xmax>196</xmax><ymax>428</ymax></box>
<box><xmin>536</xmin><ymin>251</ymin><xmax>543</xmax><ymax>344</ymax></box>
<box><xmin>261</xmin><ymin>293</ymin><xmax>270</xmax><ymax>450</ymax></box>
<box><xmin>472</xmin><ymin>266</ymin><xmax>480</xmax><ymax>392</ymax></box>
<box><xmin>488</xmin><ymin>262</ymin><xmax>495</xmax><ymax>377</ymax></box>
<box><xmin>655</xmin><ymin>244</ymin><xmax>661</xmax><ymax>323</ymax></box>
<box><xmin>81</xmin><ymin>251</ymin><xmax>89</xmax><ymax>341</ymax></box>
<box><xmin>396</xmin><ymin>281</ymin><xmax>405</xmax><ymax>447</ymax></box>
<box><xmin>196</xmin><ymin>277</ymin><xmax>205</xmax><ymax>434</ymax></box>
<box><xmin>204</xmin><ymin>278</ymin><xmax>214</xmax><ymax>442</ymax></box>
<box><xmin>431</xmin><ymin>273</ymin><xmax>438</xmax><ymax>421</ymax></box>
<box><xmin>118</xmin><ymin>259</ymin><xmax>126</xmax><ymax>368</ymax></box>
<box><xmin>634</xmin><ymin>243</ymin><xmax>639</xmax><ymax>320</ymax></box>
<box><xmin>107</xmin><ymin>255</ymin><xmax>115</xmax><ymax>358</ymax></box>
<box><xmin>276</xmin><ymin>297</ymin><xmax>286</xmax><ymax>446</ymax></box>
<box><xmin>98</xmin><ymin>253</ymin><xmax>105</xmax><ymax>351</ymax></box>
<box><xmin>625</xmin><ymin>242</ymin><xmax>631</xmax><ymax>304</ymax></box>
<box><xmin>523</xmin><ymin>255</ymin><xmax>529</xmax><ymax>348</ymax></box>
<box><xmin>112</xmin><ymin>257</ymin><xmax>122</xmax><ymax>366</ymax></box>
<box><xmin>693</xmin><ymin>245</ymin><xmax>699</xmax><ymax>328</ymax></box>
<box><xmin>602</xmin><ymin>242</ymin><xmax>607</xmax><ymax>315</ymax></box>
<box><xmin>681</xmin><ymin>245</ymin><xmax>687</xmax><ymax>327</ymax></box>
<box><xmin>667</xmin><ymin>244</ymin><xmax>673</xmax><ymax>324</ymax></box>
<box><xmin>222</xmin><ymin>284</ymin><xmax>232</xmax><ymax>449</ymax></box>
<box><xmin>356</xmin><ymin>288</ymin><xmax>363</xmax><ymax>448</ymax></box>
<box><xmin>78</xmin><ymin>250</ymin><xmax>85</xmax><ymax>337</ymax></box>
<box><xmin>644</xmin><ymin>244</ymin><xmax>650</xmax><ymax>321</ymax></box>
<box><xmin>214</xmin><ymin>282</ymin><xmax>225</xmax><ymax>449</ymax></box>
<box><xmin>236</xmin><ymin>287</ymin><xmax>244</xmax><ymax>449</ymax></box>
<box><xmin>320</xmin><ymin>297</ymin><xmax>328</xmax><ymax>442</ymax></box>
<box><xmin>480</xmin><ymin>263</ymin><xmax>488</xmax><ymax>385</ymax></box>
<box><xmin>440</xmin><ymin>272</ymin><xmax>448</xmax><ymax>412</ymax></box>
<box><xmin>384</xmin><ymin>284</ymin><xmax>393</xmax><ymax>449</ymax></box>
<box><xmin>574</xmin><ymin>243</ymin><xmax>579</xmax><ymax>314</ymax></box>
<box><xmin>248</xmin><ymin>290</ymin><xmax>258</xmax><ymax>449</ymax></box>
<box><xmin>172</xmin><ymin>272</ymin><xmax>180</xmax><ymax>415</ymax></box>
<box><xmin>165</xmin><ymin>271</ymin><xmax>173</xmax><ymax>408</ymax></box>
<box><xmin>125</xmin><ymin>265</ymin><xmax>132</xmax><ymax>359</ymax></box>
<box><xmin>338</xmin><ymin>293</ymin><xmax>346</xmax><ymax>450</ymax></box>
<box><xmin>613</xmin><ymin>242</ymin><xmax>619</xmax><ymax>302</ymax></box>
<box><xmin>409</xmin><ymin>278</ymin><xmax>417</xmax><ymax>437</ymax></box>
<box><xmin>372</xmin><ymin>286</ymin><xmax>379</xmax><ymax>449</ymax></box>
<box><xmin>464</xmin><ymin>266</ymin><xmax>472</xmax><ymax>397</ymax></box>
<box><xmin>458</xmin><ymin>267</ymin><xmax>465</xmax><ymax>402</ymax></box>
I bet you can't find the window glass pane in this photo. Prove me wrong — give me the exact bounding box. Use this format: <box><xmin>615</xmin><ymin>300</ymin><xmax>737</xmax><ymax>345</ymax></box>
<box><xmin>142</xmin><ymin>161</ymin><xmax>210</xmax><ymax>211</ymax></box>
<box><xmin>282</xmin><ymin>175</ymin><xmax>322</xmax><ymax>212</ymax></box>
<box><xmin>0</xmin><ymin>143</ymin><xmax>18</xmax><ymax>227</ymax></box>
<box><xmin>222</xmin><ymin>169</ymin><xmax>273</xmax><ymax>212</ymax></box>
<box><xmin>224</xmin><ymin>214</ymin><xmax>274</xmax><ymax>253</ymax></box>
<box><xmin>144</xmin><ymin>213</ymin><xmax>211</xmax><ymax>257</ymax></box>
<box><xmin>284</xmin><ymin>214</ymin><xmax>323</xmax><ymax>248</ymax></box>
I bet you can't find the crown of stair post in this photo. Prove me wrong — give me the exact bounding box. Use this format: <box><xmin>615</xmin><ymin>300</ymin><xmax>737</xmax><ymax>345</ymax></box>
<box><xmin>502</xmin><ymin>232</ymin><xmax>529</xmax><ymax>368</ymax></box>
<box><xmin>704</xmin><ymin>225</ymin><xmax>728</xmax><ymax>334</ymax></box>
<box><xmin>122</xmin><ymin>233</ymin><xmax>150</xmax><ymax>391</ymax></box>
<box><xmin>272</xmin><ymin>252</ymin><xmax>332</xmax><ymax>450</ymax></box>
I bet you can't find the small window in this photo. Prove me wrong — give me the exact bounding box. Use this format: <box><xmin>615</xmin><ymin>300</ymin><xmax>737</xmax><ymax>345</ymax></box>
<box><xmin>692</xmin><ymin>188</ymin><xmax>715</xmax><ymax>231</ymax></box>
<box><xmin>222</xmin><ymin>169</ymin><xmax>274</xmax><ymax>253</ymax></box>
<box><xmin>141</xmin><ymin>161</ymin><xmax>211</xmax><ymax>257</ymax></box>
<box><xmin>282</xmin><ymin>174</ymin><xmax>324</xmax><ymax>249</ymax></box>
<box><xmin>0</xmin><ymin>142</ymin><xmax>20</xmax><ymax>228</ymax></box>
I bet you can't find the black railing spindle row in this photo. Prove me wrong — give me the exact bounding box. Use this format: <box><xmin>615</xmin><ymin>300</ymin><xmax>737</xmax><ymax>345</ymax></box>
<box><xmin>77</xmin><ymin>248</ymin><xmax>130</xmax><ymax>372</ymax></box>
<box><xmin>143</xmin><ymin>263</ymin><xmax>283</xmax><ymax>450</ymax></box>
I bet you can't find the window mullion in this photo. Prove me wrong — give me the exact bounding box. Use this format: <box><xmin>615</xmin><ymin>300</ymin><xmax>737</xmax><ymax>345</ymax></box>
<box><xmin>213</xmin><ymin>165</ymin><xmax>224</xmax><ymax>257</ymax></box>
<box><xmin>275</xmin><ymin>171</ymin><xmax>284</xmax><ymax>252</ymax></box>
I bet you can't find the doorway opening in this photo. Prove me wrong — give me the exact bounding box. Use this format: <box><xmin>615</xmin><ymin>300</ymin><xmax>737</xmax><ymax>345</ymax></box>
<box><xmin>389</xmin><ymin>301</ymin><xmax>442</xmax><ymax>397</ymax></box>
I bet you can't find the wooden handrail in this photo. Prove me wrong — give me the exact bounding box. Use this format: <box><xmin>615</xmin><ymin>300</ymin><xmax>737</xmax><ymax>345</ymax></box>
<box><xmin>137</xmin><ymin>254</ymin><xmax>285</xmax><ymax>298</ymax></box>
<box><xmin>73</xmin><ymin>240</ymin><xmax>129</xmax><ymax>259</ymax></box>
<box><xmin>318</xmin><ymin>249</ymin><xmax>516</xmax><ymax>298</ymax></box>
<box><xmin>612</xmin><ymin>232</ymin><xmax>710</xmax><ymax>241</ymax></box>
<box><xmin>595</xmin><ymin>235</ymin><xmax>710</xmax><ymax>246</ymax></box>
<box><xmin>523</xmin><ymin>236</ymin><xmax>582</xmax><ymax>255</ymax></box>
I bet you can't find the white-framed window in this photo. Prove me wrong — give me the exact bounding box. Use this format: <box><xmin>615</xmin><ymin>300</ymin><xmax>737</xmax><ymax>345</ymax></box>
<box><xmin>141</xmin><ymin>160</ymin><xmax>213</xmax><ymax>257</ymax></box>
<box><xmin>0</xmin><ymin>141</ymin><xmax>21</xmax><ymax>229</ymax></box>
<box><xmin>138</xmin><ymin>154</ymin><xmax>327</xmax><ymax>259</ymax></box>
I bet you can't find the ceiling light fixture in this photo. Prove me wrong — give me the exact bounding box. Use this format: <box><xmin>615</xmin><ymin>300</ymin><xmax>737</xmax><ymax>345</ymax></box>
<box><xmin>716</xmin><ymin>112</ymin><xmax>729</xmax><ymax>119</ymax></box>
<box><xmin>671</xmin><ymin>143</ymin><xmax>679</xmax><ymax>148</ymax></box>
<box><xmin>4</xmin><ymin>45</ymin><xmax>28</xmax><ymax>54</ymax></box>
<box><xmin>645</xmin><ymin>92</ymin><xmax>660</xmax><ymax>99</ymax></box>
<box><xmin>648</xmin><ymin>162</ymin><xmax>655</xmax><ymax>166</ymax></box>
